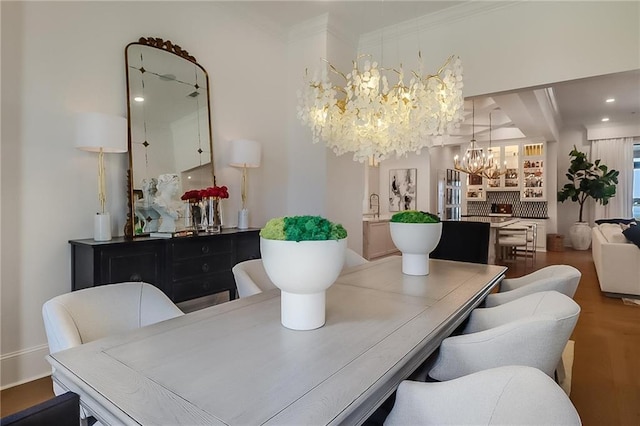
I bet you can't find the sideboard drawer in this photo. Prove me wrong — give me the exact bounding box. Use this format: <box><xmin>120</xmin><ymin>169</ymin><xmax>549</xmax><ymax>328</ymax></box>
<box><xmin>101</xmin><ymin>249</ymin><xmax>163</xmax><ymax>285</ymax></box>
<box><xmin>171</xmin><ymin>236</ymin><xmax>232</xmax><ymax>260</ymax></box>
<box><xmin>172</xmin><ymin>254</ymin><xmax>232</xmax><ymax>280</ymax></box>
<box><xmin>172</xmin><ymin>273</ymin><xmax>234</xmax><ymax>303</ymax></box>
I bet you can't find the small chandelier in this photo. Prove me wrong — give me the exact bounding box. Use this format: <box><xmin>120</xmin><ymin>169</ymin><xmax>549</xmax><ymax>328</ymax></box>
<box><xmin>453</xmin><ymin>99</ymin><xmax>491</xmax><ymax>176</ymax></box>
<box><xmin>297</xmin><ymin>54</ymin><xmax>464</xmax><ymax>162</ymax></box>
<box><xmin>480</xmin><ymin>111</ymin><xmax>507</xmax><ymax>179</ymax></box>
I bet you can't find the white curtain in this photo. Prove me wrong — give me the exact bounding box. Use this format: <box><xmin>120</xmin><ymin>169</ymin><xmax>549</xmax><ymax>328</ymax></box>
<box><xmin>591</xmin><ymin>137</ymin><xmax>635</xmax><ymax>219</ymax></box>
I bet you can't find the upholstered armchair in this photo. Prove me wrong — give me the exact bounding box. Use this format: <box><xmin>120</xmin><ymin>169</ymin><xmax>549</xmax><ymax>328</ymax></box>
<box><xmin>428</xmin><ymin>291</ymin><xmax>580</xmax><ymax>381</ymax></box>
<box><xmin>232</xmin><ymin>259</ymin><xmax>278</xmax><ymax>298</ymax></box>
<box><xmin>43</xmin><ymin>282</ymin><xmax>184</xmax><ymax>355</ymax></box>
<box><xmin>42</xmin><ymin>282</ymin><xmax>184</xmax><ymax>422</ymax></box>
<box><xmin>233</xmin><ymin>249</ymin><xmax>368</xmax><ymax>298</ymax></box>
<box><xmin>385</xmin><ymin>366</ymin><xmax>581</xmax><ymax>425</ymax></box>
<box><xmin>485</xmin><ymin>264</ymin><xmax>581</xmax><ymax>307</ymax></box>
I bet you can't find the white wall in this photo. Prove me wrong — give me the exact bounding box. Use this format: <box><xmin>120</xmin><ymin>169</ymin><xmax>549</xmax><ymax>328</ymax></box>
<box><xmin>285</xmin><ymin>16</ymin><xmax>330</xmax><ymax>217</ymax></box>
<box><xmin>0</xmin><ymin>1</ymin><xmax>288</xmax><ymax>388</ymax></box>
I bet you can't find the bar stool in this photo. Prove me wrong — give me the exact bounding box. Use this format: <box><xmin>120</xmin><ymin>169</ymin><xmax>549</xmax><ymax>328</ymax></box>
<box><xmin>517</xmin><ymin>221</ymin><xmax>538</xmax><ymax>263</ymax></box>
<box><xmin>498</xmin><ymin>223</ymin><xmax>536</xmax><ymax>268</ymax></box>
<box><xmin>496</xmin><ymin>225</ymin><xmax>529</xmax><ymax>268</ymax></box>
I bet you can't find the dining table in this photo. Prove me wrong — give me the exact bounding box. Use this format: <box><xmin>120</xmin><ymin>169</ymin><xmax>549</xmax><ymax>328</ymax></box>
<box><xmin>47</xmin><ymin>256</ymin><xmax>507</xmax><ymax>425</ymax></box>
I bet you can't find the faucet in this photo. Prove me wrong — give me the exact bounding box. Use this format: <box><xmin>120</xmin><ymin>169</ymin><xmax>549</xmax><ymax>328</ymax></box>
<box><xmin>369</xmin><ymin>193</ymin><xmax>380</xmax><ymax>219</ymax></box>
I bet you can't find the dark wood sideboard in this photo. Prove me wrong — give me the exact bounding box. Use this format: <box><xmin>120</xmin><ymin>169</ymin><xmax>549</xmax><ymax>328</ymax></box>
<box><xmin>69</xmin><ymin>229</ymin><xmax>261</xmax><ymax>303</ymax></box>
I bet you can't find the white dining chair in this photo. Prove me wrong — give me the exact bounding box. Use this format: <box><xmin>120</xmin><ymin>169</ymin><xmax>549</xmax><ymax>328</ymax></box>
<box><xmin>485</xmin><ymin>264</ymin><xmax>581</xmax><ymax>307</ymax></box>
<box><xmin>385</xmin><ymin>365</ymin><xmax>581</xmax><ymax>425</ymax></box>
<box><xmin>42</xmin><ymin>282</ymin><xmax>184</xmax><ymax>423</ymax></box>
<box><xmin>232</xmin><ymin>259</ymin><xmax>277</xmax><ymax>298</ymax></box>
<box><xmin>234</xmin><ymin>250</ymin><xmax>367</xmax><ymax>299</ymax></box>
<box><xmin>428</xmin><ymin>290</ymin><xmax>580</xmax><ymax>381</ymax></box>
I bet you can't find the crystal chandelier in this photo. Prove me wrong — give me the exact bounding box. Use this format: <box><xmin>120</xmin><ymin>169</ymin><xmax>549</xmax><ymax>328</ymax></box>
<box><xmin>453</xmin><ymin>99</ymin><xmax>491</xmax><ymax>176</ymax></box>
<box><xmin>480</xmin><ymin>112</ymin><xmax>507</xmax><ymax>179</ymax></box>
<box><xmin>297</xmin><ymin>54</ymin><xmax>464</xmax><ymax>162</ymax></box>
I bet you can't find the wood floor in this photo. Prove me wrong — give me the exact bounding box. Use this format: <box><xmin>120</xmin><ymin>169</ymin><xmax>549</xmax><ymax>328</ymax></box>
<box><xmin>2</xmin><ymin>249</ymin><xmax>639</xmax><ymax>424</ymax></box>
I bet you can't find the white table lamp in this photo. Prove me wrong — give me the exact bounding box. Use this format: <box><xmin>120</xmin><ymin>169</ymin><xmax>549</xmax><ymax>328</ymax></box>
<box><xmin>229</xmin><ymin>139</ymin><xmax>261</xmax><ymax>229</ymax></box>
<box><xmin>76</xmin><ymin>112</ymin><xmax>127</xmax><ymax>241</ymax></box>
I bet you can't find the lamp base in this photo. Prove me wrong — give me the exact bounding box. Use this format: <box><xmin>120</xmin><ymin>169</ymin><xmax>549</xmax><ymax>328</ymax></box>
<box><xmin>94</xmin><ymin>213</ymin><xmax>112</xmax><ymax>241</ymax></box>
<box><xmin>238</xmin><ymin>209</ymin><xmax>249</xmax><ymax>229</ymax></box>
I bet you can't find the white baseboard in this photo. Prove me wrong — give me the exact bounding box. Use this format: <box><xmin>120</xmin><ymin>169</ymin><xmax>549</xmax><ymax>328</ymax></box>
<box><xmin>1</xmin><ymin>344</ymin><xmax>51</xmax><ymax>390</ymax></box>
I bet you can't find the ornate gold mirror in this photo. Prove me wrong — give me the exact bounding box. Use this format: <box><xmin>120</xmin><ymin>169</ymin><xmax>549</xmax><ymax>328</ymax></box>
<box><xmin>125</xmin><ymin>37</ymin><xmax>214</xmax><ymax>237</ymax></box>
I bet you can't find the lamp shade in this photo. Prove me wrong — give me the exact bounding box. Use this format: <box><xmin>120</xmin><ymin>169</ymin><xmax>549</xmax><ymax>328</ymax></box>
<box><xmin>229</xmin><ymin>139</ymin><xmax>261</xmax><ymax>168</ymax></box>
<box><xmin>75</xmin><ymin>112</ymin><xmax>127</xmax><ymax>153</ymax></box>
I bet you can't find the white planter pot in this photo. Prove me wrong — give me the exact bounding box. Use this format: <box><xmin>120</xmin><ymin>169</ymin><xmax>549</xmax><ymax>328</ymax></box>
<box><xmin>390</xmin><ymin>222</ymin><xmax>443</xmax><ymax>275</ymax></box>
<box><xmin>260</xmin><ymin>237</ymin><xmax>347</xmax><ymax>330</ymax></box>
<box><xmin>569</xmin><ymin>222</ymin><xmax>592</xmax><ymax>250</ymax></box>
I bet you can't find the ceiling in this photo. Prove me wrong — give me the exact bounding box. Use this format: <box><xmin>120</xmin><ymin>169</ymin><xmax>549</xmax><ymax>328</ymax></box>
<box><xmin>451</xmin><ymin>69</ymin><xmax>640</xmax><ymax>145</ymax></box>
<box><xmin>222</xmin><ymin>1</ymin><xmax>639</xmax><ymax>144</ymax></box>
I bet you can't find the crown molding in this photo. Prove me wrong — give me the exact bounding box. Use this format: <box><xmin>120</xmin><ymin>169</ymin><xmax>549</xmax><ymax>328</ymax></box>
<box><xmin>287</xmin><ymin>13</ymin><xmax>358</xmax><ymax>49</ymax></box>
<box><xmin>359</xmin><ymin>1</ymin><xmax>520</xmax><ymax>51</ymax></box>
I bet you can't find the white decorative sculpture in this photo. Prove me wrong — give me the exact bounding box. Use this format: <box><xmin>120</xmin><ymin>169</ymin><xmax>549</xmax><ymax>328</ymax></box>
<box><xmin>135</xmin><ymin>178</ymin><xmax>160</xmax><ymax>233</ymax></box>
<box><xmin>152</xmin><ymin>174</ymin><xmax>182</xmax><ymax>233</ymax></box>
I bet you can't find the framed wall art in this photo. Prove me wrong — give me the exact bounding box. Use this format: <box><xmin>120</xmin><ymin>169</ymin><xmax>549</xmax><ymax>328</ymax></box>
<box><xmin>389</xmin><ymin>168</ymin><xmax>417</xmax><ymax>212</ymax></box>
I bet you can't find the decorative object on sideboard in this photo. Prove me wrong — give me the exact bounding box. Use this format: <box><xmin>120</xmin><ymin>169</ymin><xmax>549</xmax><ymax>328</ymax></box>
<box><xmin>151</xmin><ymin>173</ymin><xmax>184</xmax><ymax>234</ymax></box>
<box><xmin>389</xmin><ymin>210</ymin><xmax>442</xmax><ymax>276</ymax></box>
<box><xmin>181</xmin><ymin>185</ymin><xmax>228</xmax><ymax>233</ymax></box>
<box><xmin>454</xmin><ymin>99</ymin><xmax>491</xmax><ymax>176</ymax></box>
<box><xmin>298</xmin><ymin>53</ymin><xmax>464</xmax><ymax>163</ymax></box>
<box><xmin>229</xmin><ymin>139</ymin><xmax>261</xmax><ymax>229</ymax></box>
<box><xmin>75</xmin><ymin>112</ymin><xmax>127</xmax><ymax>241</ymax></box>
<box><xmin>134</xmin><ymin>178</ymin><xmax>160</xmax><ymax>234</ymax></box>
<box><xmin>558</xmin><ymin>146</ymin><xmax>619</xmax><ymax>250</ymax></box>
<box><xmin>260</xmin><ymin>216</ymin><xmax>347</xmax><ymax>330</ymax></box>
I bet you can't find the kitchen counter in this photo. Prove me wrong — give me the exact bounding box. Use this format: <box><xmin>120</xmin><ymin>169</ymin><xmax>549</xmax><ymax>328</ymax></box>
<box><xmin>462</xmin><ymin>215</ymin><xmax>549</xmax><ymax>220</ymax></box>
<box><xmin>362</xmin><ymin>215</ymin><xmax>392</xmax><ymax>222</ymax></box>
<box><xmin>459</xmin><ymin>216</ymin><xmax>521</xmax><ymax>228</ymax></box>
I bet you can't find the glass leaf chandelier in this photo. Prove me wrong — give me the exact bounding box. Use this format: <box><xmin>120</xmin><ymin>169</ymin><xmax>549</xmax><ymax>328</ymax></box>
<box><xmin>480</xmin><ymin>111</ymin><xmax>507</xmax><ymax>179</ymax></box>
<box><xmin>297</xmin><ymin>54</ymin><xmax>464</xmax><ymax>163</ymax></box>
<box><xmin>453</xmin><ymin>99</ymin><xmax>492</xmax><ymax>176</ymax></box>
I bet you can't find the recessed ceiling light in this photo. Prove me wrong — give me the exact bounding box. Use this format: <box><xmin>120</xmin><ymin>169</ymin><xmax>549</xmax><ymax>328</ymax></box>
<box><xmin>601</xmin><ymin>117</ymin><xmax>610</xmax><ymax>122</ymax></box>
<box><xmin>605</xmin><ymin>98</ymin><xmax>615</xmax><ymax>103</ymax></box>
<box><xmin>134</xmin><ymin>96</ymin><xmax>144</xmax><ymax>102</ymax></box>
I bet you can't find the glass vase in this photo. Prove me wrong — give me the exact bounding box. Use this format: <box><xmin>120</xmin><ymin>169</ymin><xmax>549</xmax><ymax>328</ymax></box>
<box><xmin>184</xmin><ymin>200</ymin><xmax>202</xmax><ymax>231</ymax></box>
<box><xmin>205</xmin><ymin>196</ymin><xmax>222</xmax><ymax>233</ymax></box>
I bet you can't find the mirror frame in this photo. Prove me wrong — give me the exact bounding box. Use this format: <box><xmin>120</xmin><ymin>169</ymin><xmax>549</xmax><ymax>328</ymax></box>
<box><xmin>124</xmin><ymin>37</ymin><xmax>215</xmax><ymax>238</ymax></box>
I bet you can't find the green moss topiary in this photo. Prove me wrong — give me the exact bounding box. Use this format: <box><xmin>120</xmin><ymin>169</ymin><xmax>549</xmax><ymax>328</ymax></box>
<box><xmin>260</xmin><ymin>216</ymin><xmax>347</xmax><ymax>241</ymax></box>
<box><xmin>390</xmin><ymin>210</ymin><xmax>440</xmax><ymax>223</ymax></box>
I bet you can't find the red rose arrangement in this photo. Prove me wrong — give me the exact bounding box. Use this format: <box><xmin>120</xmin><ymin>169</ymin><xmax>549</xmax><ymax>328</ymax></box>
<box><xmin>181</xmin><ymin>186</ymin><xmax>229</xmax><ymax>201</ymax></box>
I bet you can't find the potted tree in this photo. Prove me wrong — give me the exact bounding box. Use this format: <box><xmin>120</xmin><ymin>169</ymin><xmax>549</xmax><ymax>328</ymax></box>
<box><xmin>557</xmin><ymin>146</ymin><xmax>619</xmax><ymax>250</ymax></box>
<box><xmin>260</xmin><ymin>216</ymin><xmax>347</xmax><ymax>330</ymax></box>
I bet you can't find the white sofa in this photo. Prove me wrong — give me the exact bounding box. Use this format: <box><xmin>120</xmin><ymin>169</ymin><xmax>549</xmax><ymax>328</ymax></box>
<box><xmin>592</xmin><ymin>224</ymin><xmax>640</xmax><ymax>297</ymax></box>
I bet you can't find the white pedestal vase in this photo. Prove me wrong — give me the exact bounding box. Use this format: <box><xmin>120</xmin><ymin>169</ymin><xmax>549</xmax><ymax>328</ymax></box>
<box><xmin>260</xmin><ymin>237</ymin><xmax>347</xmax><ymax>330</ymax></box>
<box><xmin>389</xmin><ymin>222</ymin><xmax>443</xmax><ymax>275</ymax></box>
<box><xmin>569</xmin><ymin>222</ymin><xmax>592</xmax><ymax>250</ymax></box>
